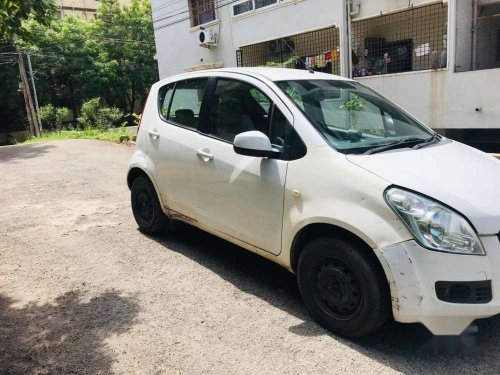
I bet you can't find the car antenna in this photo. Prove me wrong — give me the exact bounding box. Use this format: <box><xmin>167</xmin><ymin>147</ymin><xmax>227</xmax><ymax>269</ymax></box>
<box><xmin>282</xmin><ymin>39</ymin><xmax>315</xmax><ymax>74</ymax></box>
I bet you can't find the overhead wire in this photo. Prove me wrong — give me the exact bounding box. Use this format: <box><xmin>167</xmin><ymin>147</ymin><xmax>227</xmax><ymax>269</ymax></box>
<box><xmin>153</xmin><ymin>0</ymin><xmax>242</xmax><ymax>30</ymax></box>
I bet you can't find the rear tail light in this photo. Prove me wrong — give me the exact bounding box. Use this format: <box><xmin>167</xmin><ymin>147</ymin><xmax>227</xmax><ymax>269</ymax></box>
<box><xmin>137</xmin><ymin>113</ymin><xmax>143</xmax><ymax>134</ymax></box>
<box><xmin>137</xmin><ymin>93</ymin><xmax>150</xmax><ymax>134</ymax></box>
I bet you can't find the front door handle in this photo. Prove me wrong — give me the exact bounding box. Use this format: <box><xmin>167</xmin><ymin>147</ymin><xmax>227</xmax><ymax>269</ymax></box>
<box><xmin>196</xmin><ymin>149</ymin><xmax>214</xmax><ymax>161</ymax></box>
<box><xmin>148</xmin><ymin>130</ymin><xmax>160</xmax><ymax>139</ymax></box>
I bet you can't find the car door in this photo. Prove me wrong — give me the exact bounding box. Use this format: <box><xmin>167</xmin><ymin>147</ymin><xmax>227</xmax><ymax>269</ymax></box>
<box><xmin>148</xmin><ymin>77</ymin><xmax>209</xmax><ymax>221</ymax></box>
<box><xmin>194</xmin><ymin>75</ymin><xmax>297</xmax><ymax>255</ymax></box>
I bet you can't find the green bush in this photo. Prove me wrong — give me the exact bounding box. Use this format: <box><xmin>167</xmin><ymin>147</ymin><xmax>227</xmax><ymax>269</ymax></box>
<box><xmin>77</xmin><ymin>97</ymin><xmax>124</xmax><ymax>130</ymax></box>
<box><xmin>39</xmin><ymin>104</ymin><xmax>70</xmax><ymax>132</ymax></box>
<box><xmin>55</xmin><ymin>107</ymin><xmax>70</xmax><ymax>132</ymax></box>
<box><xmin>77</xmin><ymin>97</ymin><xmax>100</xmax><ymax>129</ymax></box>
<box><xmin>39</xmin><ymin>104</ymin><xmax>57</xmax><ymax>129</ymax></box>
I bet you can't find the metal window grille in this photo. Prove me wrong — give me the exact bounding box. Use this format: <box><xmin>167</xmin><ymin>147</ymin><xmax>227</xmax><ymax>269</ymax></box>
<box><xmin>189</xmin><ymin>0</ymin><xmax>216</xmax><ymax>27</ymax></box>
<box><xmin>236</xmin><ymin>26</ymin><xmax>341</xmax><ymax>75</ymax></box>
<box><xmin>351</xmin><ymin>3</ymin><xmax>448</xmax><ymax>77</ymax></box>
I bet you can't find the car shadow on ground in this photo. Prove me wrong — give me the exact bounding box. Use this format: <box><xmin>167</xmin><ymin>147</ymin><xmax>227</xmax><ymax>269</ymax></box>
<box><xmin>0</xmin><ymin>290</ymin><xmax>139</xmax><ymax>375</ymax></box>
<box><xmin>149</xmin><ymin>221</ymin><xmax>500</xmax><ymax>372</ymax></box>
<box><xmin>0</xmin><ymin>143</ymin><xmax>56</xmax><ymax>163</ymax></box>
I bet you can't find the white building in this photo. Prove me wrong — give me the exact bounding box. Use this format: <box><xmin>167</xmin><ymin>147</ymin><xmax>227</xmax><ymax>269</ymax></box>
<box><xmin>56</xmin><ymin>0</ymin><xmax>130</xmax><ymax>20</ymax></box>
<box><xmin>152</xmin><ymin>0</ymin><xmax>500</xmax><ymax>150</ymax></box>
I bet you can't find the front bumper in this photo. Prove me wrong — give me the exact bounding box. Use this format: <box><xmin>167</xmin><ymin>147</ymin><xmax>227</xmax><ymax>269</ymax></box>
<box><xmin>376</xmin><ymin>237</ymin><xmax>500</xmax><ymax>335</ymax></box>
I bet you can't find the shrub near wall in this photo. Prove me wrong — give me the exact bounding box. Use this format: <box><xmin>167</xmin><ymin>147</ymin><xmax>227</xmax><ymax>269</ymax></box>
<box><xmin>39</xmin><ymin>104</ymin><xmax>70</xmax><ymax>132</ymax></box>
<box><xmin>77</xmin><ymin>98</ymin><xmax>124</xmax><ymax>130</ymax></box>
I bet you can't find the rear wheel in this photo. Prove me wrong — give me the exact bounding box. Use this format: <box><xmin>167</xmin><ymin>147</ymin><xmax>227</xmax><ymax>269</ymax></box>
<box><xmin>131</xmin><ymin>176</ymin><xmax>168</xmax><ymax>235</ymax></box>
<box><xmin>297</xmin><ymin>237</ymin><xmax>390</xmax><ymax>337</ymax></box>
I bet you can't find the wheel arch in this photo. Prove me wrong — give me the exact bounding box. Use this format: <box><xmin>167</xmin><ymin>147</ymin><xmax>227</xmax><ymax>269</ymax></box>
<box><xmin>127</xmin><ymin>167</ymin><xmax>149</xmax><ymax>189</ymax></box>
<box><xmin>127</xmin><ymin>166</ymin><xmax>164</xmax><ymax>206</ymax></box>
<box><xmin>290</xmin><ymin>223</ymin><xmax>384</xmax><ymax>276</ymax></box>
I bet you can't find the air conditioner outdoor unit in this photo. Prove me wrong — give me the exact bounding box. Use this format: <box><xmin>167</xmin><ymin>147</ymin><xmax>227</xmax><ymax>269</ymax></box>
<box><xmin>199</xmin><ymin>29</ymin><xmax>217</xmax><ymax>47</ymax></box>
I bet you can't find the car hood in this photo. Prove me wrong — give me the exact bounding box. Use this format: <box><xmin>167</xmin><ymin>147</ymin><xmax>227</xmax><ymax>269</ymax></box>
<box><xmin>347</xmin><ymin>140</ymin><xmax>500</xmax><ymax>235</ymax></box>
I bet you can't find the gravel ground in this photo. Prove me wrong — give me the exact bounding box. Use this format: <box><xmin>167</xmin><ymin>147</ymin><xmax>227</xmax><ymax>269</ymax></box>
<box><xmin>1</xmin><ymin>139</ymin><xmax>499</xmax><ymax>375</ymax></box>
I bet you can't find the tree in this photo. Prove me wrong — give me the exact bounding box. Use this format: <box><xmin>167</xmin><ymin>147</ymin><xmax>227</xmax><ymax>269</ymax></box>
<box><xmin>0</xmin><ymin>0</ymin><xmax>157</xmax><ymax>138</ymax></box>
<box><xmin>0</xmin><ymin>1</ymin><xmax>55</xmax><ymax>138</ymax></box>
<box><xmin>22</xmin><ymin>16</ymin><xmax>99</xmax><ymax>118</ymax></box>
<box><xmin>21</xmin><ymin>0</ymin><xmax>157</xmax><ymax>119</ymax></box>
<box><xmin>92</xmin><ymin>0</ymin><xmax>158</xmax><ymax>114</ymax></box>
<box><xmin>0</xmin><ymin>40</ymin><xmax>25</xmax><ymax>140</ymax></box>
<box><xmin>0</xmin><ymin>0</ymin><xmax>55</xmax><ymax>41</ymax></box>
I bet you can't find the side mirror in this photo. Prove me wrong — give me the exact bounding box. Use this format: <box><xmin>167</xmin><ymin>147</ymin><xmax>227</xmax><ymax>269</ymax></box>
<box><xmin>233</xmin><ymin>131</ymin><xmax>280</xmax><ymax>158</ymax></box>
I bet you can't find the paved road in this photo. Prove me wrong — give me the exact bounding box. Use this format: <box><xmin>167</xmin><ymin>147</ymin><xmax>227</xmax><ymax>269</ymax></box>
<box><xmin>1</xmin><ymin>140</ymin><xmax>499</xmax><ymax>374</ymax></box>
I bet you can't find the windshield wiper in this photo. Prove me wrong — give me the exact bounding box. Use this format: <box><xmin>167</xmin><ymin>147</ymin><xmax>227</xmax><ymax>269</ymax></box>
<box><xmin>412</xmin><ymin>132</ymin><xmax>440</xmax><ymax>149</ymax></box>
<box><xmin>363</xmin><ymin>137</ymin><xmax>427</xmax><ymax>155</ymax></box>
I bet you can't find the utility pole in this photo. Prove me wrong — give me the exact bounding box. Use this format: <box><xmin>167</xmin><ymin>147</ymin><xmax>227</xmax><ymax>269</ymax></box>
<box><xmin>18</xmin><ymin>49</ymin><xmax>35</xmax><ymax>136</ymax></box>
<box><xmin>17</xmin><ymin>47</ymin><xmax>40</xmax><ymax>137</ymax></box>
<box><xmin>26</xmin><ymin>53</ymin><xmax>42</xmax><ymax>133</ymax></box>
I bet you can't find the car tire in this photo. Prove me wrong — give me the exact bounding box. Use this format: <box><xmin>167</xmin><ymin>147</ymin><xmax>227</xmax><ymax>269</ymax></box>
<box><xmin>131</xmin><ymin>176</ymin><xmax>168</xmax><ymax>235</ymax></box>
<box><xmin>297</xmin><ymin>237</ymin><xmax>390</xmax><ymax>338</ymax></box>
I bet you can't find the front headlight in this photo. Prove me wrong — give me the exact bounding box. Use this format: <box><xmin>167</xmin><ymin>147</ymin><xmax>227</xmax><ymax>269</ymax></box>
<box><xmin>385</xmin><ymin>187</ymin><xmax>485</xmax><ymax>255</ymax></box>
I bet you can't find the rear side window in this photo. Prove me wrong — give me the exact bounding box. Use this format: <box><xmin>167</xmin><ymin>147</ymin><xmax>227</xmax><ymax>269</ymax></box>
<box><xmin>158</xmin><ymin>78</ymin><xmax>208</xmax><ymax>130</ymax></box>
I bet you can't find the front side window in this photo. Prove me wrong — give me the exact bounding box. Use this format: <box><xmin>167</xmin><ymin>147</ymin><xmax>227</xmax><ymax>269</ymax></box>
<box><xmin>166</xmin><ymin>79</ymin><xmax>208</xmax><ymax>129</ymax></box>
<box><xmin>208</xmin><ymin>78</ymin><xmax>298</xmax><ymax>149</ymax></box>
<box><xmin>277</xmin><ymin>79</ymin><xmax>434</xmax><ymax>154</ymax></box>
<box><xmin>209</xmin><ymin>79</ymin><xmax>273</xmax><ymax>143</ymax></box>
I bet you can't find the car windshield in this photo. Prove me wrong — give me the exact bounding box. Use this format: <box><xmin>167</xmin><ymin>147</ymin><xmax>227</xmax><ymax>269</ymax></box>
<box><xmin>277</xmin><ymin>79</ymin><xmax>434</xmax><ymax>154</ymax></box>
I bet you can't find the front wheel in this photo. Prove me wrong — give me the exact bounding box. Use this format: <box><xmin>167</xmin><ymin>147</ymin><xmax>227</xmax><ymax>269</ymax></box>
<box><xmin>297</xmin><ymin>237</ymin><xmax>390</xmax><ymax>338</ymax></box>
<box><xmin>131</xmin><ymin>176</ymin><xmax>168</xmax><ymax>235</ymax></box>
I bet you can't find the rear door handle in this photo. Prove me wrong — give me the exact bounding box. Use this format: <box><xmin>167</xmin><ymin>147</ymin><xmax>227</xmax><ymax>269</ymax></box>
<box><xmin>148</xmin><ymin>130</ymin><xmax>160</xmax><ymax>139</ymax></box>
<box><xmin>196</xmin><ymin>149</ymin><xmax>214</xmax><ymax>161</ymax></box>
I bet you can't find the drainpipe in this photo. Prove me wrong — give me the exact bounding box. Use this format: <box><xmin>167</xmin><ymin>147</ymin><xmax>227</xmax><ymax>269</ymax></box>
<box><xmin>346</xmin><ymin>0</ymin><xmax>360</xmax><ymax>78</ymax></box>
<box><xmin>346</xmin><ymin>1</ymin><xmax>352</xmax><ymax>78</ymax></box>
<box><xmin>471</xmin><ymin>0</ymin><xmax>478</xmax><ymax>70</ymax></box>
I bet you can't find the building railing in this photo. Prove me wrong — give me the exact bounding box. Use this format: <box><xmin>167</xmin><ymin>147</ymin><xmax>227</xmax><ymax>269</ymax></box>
<box><xmin>236</xmin><ymin>26</ymin><xmax>341</xmax><ymax>75</ymax></box>
<box><xmin>351</xmin><ymin>3</ymin><xmax>448</xmax><ymax>77</ymax></box>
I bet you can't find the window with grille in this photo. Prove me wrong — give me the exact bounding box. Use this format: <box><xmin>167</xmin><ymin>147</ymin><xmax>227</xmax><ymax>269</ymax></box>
<box><xmin>189</xmin><ymin>0</ymin><xmax>216</xmax><ymax>27</ymax></box>
<box><xmin>236</xmin><ymin>26</ymin><xmax>341</xmax><ymax>76</ymax></box>
<box><xmin>351</xmin><ymin>3</ymin><xmax>448</xmax><ymax>77</ymax></box>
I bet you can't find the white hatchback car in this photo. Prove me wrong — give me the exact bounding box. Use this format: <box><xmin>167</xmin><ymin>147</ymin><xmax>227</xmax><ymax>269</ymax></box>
<box><xmin>128</xmin><ymin>68</ymin><xmax>500</xmax><ymax>337</ymax></box>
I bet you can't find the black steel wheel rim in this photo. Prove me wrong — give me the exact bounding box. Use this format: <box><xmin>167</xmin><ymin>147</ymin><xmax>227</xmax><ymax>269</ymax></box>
<box><xmin>313</xmin><ymin>259</ymin><xmax>362</xmax><ymax>321</ymax></box>
<box><xmin>135</xmin><ymin>188</ymin><xmax>154</xmax><ymax>224</ymax></box>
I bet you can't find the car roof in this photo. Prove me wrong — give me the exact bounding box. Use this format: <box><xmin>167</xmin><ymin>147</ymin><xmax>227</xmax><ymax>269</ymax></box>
<box><xmin>212</xmin><ymin>67</ymin><xmax>352</xmax><ymax>82</ymax></box>
<box><xmin>156</xmin><ymin>67</ymin><xmax>352</xmax><ymax>87</ymax></box>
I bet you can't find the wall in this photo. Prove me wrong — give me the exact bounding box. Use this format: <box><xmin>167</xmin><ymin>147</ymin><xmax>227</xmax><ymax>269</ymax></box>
<box><xmin>152</xmin><ymin>0</ymin><xmax>500</xmax><ymax>131</ymax></box>
<box><xmin>357</xmin><ymin>65</ymin><xmax>500</xmax><ymax>130</ymax></box>
<box><xmin>58</xmin><ymin>0</ymin><xmax>131</xmax><ymax>19</ymax></box>
<box><xmin>353</xmin><ymin>0</ymin><xmax>500</xmax><ymax>130</ymax></box>
<box><xmin>353</xmin><ymin>0</ymin><xmax>442</xmax><ymax>18</ymax></box>
<box><xmin>152</xmin><ymin>0</ymin><xmax>347</xmax><ymax>78</ymax></box>
<box><xmin>455</xmin><ymin>0</ymin><xmax>472</xmax><ymax>71</ymax></box>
